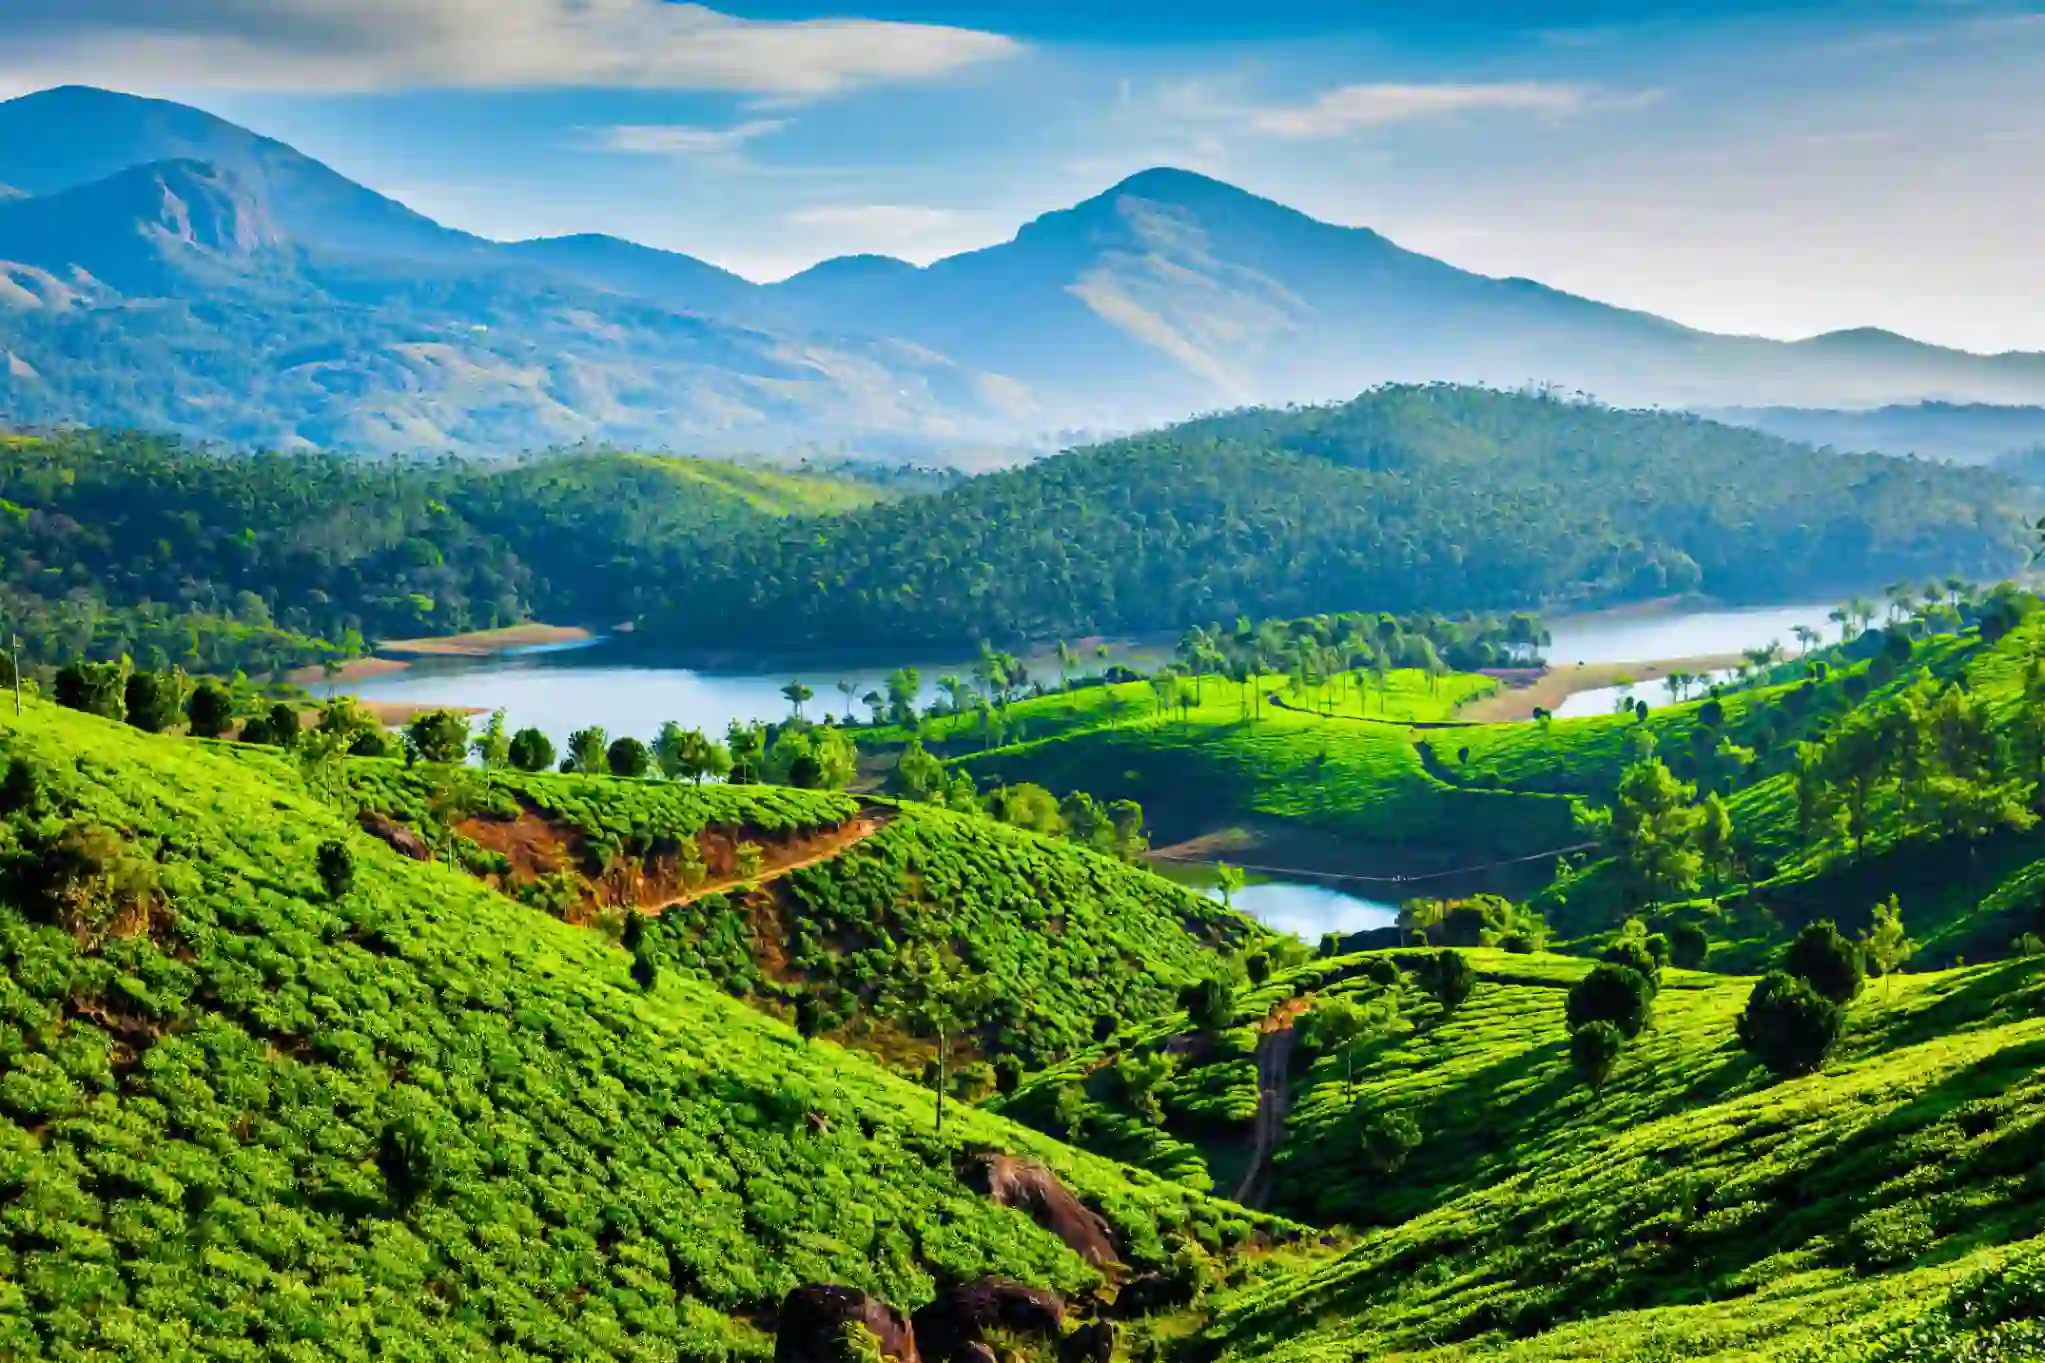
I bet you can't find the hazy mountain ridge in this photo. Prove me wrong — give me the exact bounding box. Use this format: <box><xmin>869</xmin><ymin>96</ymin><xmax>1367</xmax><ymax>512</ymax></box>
<box><xmin>1</xmin><ymin>84</ymin><xmax>2042</xmax><ymax>456</ymax></box>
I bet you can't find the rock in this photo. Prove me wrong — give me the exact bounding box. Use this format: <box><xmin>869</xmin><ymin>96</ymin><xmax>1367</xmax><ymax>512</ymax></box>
<box><xmin>358</xmin><ymin>809</ymin><xmax>432</xmax><ymax>862</ymax></box>
<box><xmin>1059</xmin><ymin>1320</ymin><xmax>1117</xmax><ymax>1363</ymax></box>
<box><xmin>775</xmin><ymin>1284</ymin><xmax>920</xmax><ymax>1363</ymax></box>
<box><xmin>965</xmin><ymin>1151</ymin><xmax>1119</xmax><ymax>1266</ymax></box>
<box><xmin>912</xmin><ymin>1280</ymin><xmax>1063</xmax><ymax>1362</ymax></box>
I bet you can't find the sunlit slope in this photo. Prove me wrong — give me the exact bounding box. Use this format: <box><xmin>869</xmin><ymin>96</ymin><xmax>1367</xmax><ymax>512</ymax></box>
<box><xmin>0</xmin><ymin>700</ymin><xmax>1282</xmax><ymax>1359</ymax></box>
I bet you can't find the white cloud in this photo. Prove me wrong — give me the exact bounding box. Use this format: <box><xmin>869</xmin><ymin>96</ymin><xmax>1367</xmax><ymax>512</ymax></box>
<box><xmin>0</xmin><ymin>1</ymin><xmax>1021</xmax><ymax>97</ymax></box>
<box><xmin>595</xmin><ymin>119</ymin><xmax>789</xmax><ymax>156</ymax></box>
<box><xmin>1248</xmin><ymin>82</ymin><xmax>1601</xmax><ymax>139</ymax></box>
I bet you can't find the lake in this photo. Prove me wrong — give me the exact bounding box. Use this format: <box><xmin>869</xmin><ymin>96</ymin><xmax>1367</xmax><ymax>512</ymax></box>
<box><xmin>1202</xmin><ymin>879</ymin><xmax>1401</xmax><ymax>940</ymax></box>
<box><xmin>1542</xmin><ymin>601</ymin><xmax>1842</xmax><ymax>666</ymax></box>
<box><xmin>346</xmin><ymin>600</ymin><xmax>1847</xmax><ymax>751</ymax></box>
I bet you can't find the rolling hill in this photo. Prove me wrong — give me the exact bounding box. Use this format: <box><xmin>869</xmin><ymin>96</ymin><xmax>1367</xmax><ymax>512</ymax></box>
<box><xmin>4</xmin><ymin>86</ymin><xmax>2045</xmax><ymax>455</ymax></box>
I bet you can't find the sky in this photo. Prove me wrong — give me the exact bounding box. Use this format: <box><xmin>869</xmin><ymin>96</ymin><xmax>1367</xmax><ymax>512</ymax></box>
<box><xmin>0</xmin><ymin>1</ymin><xmax>2040</xmax><ymax>353</ymax></box>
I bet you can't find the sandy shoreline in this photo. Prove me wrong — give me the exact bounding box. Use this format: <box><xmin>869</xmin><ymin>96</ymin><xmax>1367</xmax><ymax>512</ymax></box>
<box><xmin>376</xmin><ymin>623</ymin><xmax>593</xmax><ymax>657</ymax></box>
<box><xmin>1457</xmin><ymin>653</ymin><xmax>1744</xmax><ymax>723</ymax></box>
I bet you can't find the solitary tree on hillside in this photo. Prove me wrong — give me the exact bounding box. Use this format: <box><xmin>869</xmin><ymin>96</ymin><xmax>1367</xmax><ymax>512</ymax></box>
<box><xmin>187</xmin><ymin>681</ymin><xmax>235</xmax><ymax>739</ymax></box>
<box><xmin>1860</xmin><ymin>895</ymin><xmax>1918</xmax><ymax>995</ymax></box>
<box><xmin>780</xmin><ymin>680</ymin><xmax>813</xmax><ymax>720</ymax></box>
<box><xmin>565</xmin><ymin>726</ymin><xmax>610</xmax><ymax>775</ymax></box>
<box><xmin>507</xmin><ymin>727</ymin><xmax>555</xmax><ymax>773</ymax></box>
<box><xmin>607</xmin><ymin>736</ymin><xmax>651</xmax><ymax>778</ymax></box>
<box><xmin>1214</xmin><ymin>862</ymin><xmax>1245</xmax><ymax>912</ymax></box>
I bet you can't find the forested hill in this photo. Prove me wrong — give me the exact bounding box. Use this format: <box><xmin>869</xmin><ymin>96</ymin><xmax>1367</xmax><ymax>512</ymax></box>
<box><xmin>655</xmin><ymin>386</ymin><xmax>2030</xmax><ymax>651</ymax></box>
<box><xmin>0</xmin><ymin>430</ymin><xmax>874</xmax><ymax>673</ymax></box>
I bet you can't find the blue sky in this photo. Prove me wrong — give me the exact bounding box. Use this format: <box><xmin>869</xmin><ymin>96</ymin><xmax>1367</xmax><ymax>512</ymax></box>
<box><xmin>1</xmin><ymin>1</ymin><xmax>2040</xmax><ymax>351</ymax></box>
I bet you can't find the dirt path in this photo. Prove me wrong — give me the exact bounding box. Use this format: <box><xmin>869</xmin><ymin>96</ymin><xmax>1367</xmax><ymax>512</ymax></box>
<box><xmin>1233</xmin><ymin>998</ymin><xmax>1311</xmax><ymax>1209</ymax></box>
<box><xmin>1456</xmin><ymin>653</ymin><xmax>1743</xmax><ymax>723</ymax></box>
<box><xmin>645</xmin><ymin>809</ymin><xmax>894</xmax><ymax>914</ymax></box>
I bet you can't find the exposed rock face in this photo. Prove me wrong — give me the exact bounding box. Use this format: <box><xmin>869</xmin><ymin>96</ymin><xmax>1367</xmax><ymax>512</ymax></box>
<box><xmin>965</xmin><ymin>1151</ymin><xmax>1119</xmax><ymax>1266</ymax></box>
<box><xmin>358</xmin><ymin>809</ymin><xmax>432</xmax><ymax>862</ymax></box>
<box><xmin>775</xmin><ymin>1284</ymin><xmax>920</xmax><ymax>1363</ymax></box>
<box><xmin>912</xmin><ymin>1280</ymin><xmax>1064</xmax><ymax>1363</ymax></box>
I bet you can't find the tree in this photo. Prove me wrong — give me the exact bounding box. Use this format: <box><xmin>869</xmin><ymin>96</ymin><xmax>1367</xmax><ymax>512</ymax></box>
<box><xmin>566</xmin><ymin>726</ymin><xmax>610</xmax><ymax>775</ymax></box>
<box><xmin>186</xmin><ymin>681</ymin><xmax>235</xmax><ymax>739</ymax></box>
<box><xmin>251</xmin><ymin>702</ymin><xmax>302</xmax><ymax>750</ymax></box>
<box><xmin>624</xmin><ymin>913</ymin><xmax>660</xmax><ymax>991</ymax></box>
<box><xmin>1613</xmin><ymin>758</ymin><xmax>1705</xmax><ymax>908</ymax></box>
<box><xmin>766</xmin><ymin>724</ymin><xmax>856</xmax><ymax>790</ymax></box>
<box><xmin>470</xmin><ymin>708</ymin><xmax>510</xmax><ymax>768</ymax></box>
<box><xmin>507</xmin><ymin>727</ymin><xmax>555</xmax><ymax>773</ymax></box>
<box><xmin>1114</xmin><ymin>1051</ymin><xmax>1178</xmax><ymax>1126</ymax></box>
<box><xmin>1567</xmin><ymin>963</ymin><xmax>1653</xmax><ymax>1038</ymax></box>
<box><xmin>657</xmin><ymin>724</ymin><xmax>730</xmax><ymax>785</ymax></box>
<box><xmin>405</xmin><ymin>709</ymin><xmax>471</xmax><ymax>765</ymax></box>
<box><xmin>726</xmin><ymin>721</ymin><xmax>766</xmax><ymax>784</ymax></box>
<box><xmin>315</xmin><ymin>840</ymin><xmax>356</xmax><ymax>900</ymax></box>
<box><xmin>607</xmin><ymin>736</ymin><xmax>651</xmax><ymax>778</ymax></box>
<box><xmin>794</xmin><ymin>992</ymin><xmax>825</xmax><ymax>1044</ymax></box>
<box><xmin>1571</xmin><ymin>1020</ymin><xmax>1624</xmax><ymax>1091</ymax></box>
<box><xmin>55</xmin><ymin>658</ymin><xmax>129</xmax><ymax>720</ymax></box>
<box><xmin>984</xmin><ymin>781</ymin><xmax>1062</xmax><ymax>834</ymax></box>
<box><xmin>897</xmin><ymin>944</ymin><xmax>993</xmax><ymax>1137</ymax></box>
<box><xmin>1782</xmin><ymin>920</ymin><xmax>1864</xmax><ymax>1006</ymax></box>
<box><xmin>1860</xmin><ymin>896</ymin><xmax>1918</xmax><ymax>994</ymax></box>
<box><xmin>1696</xmin><ymin>792</ymin><xmax>1735</xmax><ymax>898</ymax></box>
<box><xmin>780</xmin><ymin>680</ymin><xmax>813</xmax><ymax>720</ymax></box>
<box><xmin>1358</xmin><ymin>1110</ymin><xmax>1421</xmax><ymax>1174</ymax></box>
<box><xmin>1214</xmin><ymin>862</ymin><xmax>1245</xmax><ymax>911</ymax></box>
<box><xmin>1303</xmin><ymin>994</ymin><xmax>1391</xmax><ymax>1095</ymax></box>
<box><xmin>1738</xmin><ymin>972</ymin><xmax>1846</xmax><ymax>1076</ymax></box>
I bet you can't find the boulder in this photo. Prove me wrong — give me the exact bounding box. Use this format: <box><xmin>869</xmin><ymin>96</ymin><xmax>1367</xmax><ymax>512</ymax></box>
<box><xmin>1059</xmin><ymin>1320</ymin><xmax>1117</xmax><ymax>1363</ymax></box>
<box><xmin>965</xmin><ymin>1151</ymin><xmax>1118</xmax><ymax>1266</ymax></box>
<box><xmin>775</xmin><ymin>1284</ymin><xmax>919</xmax><ymax>1363</ymax></box>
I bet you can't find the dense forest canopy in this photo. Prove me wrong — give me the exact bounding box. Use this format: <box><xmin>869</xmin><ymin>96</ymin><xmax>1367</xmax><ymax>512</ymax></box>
<box><xmin>652</xmin><ymin>385</ymin><xmax>2030</xmax><ymax>652</ymax></box>
<box><xmin>0</xmin><ymin>431</ymin><xmax>869</xmax><ymax>671</ymax></box>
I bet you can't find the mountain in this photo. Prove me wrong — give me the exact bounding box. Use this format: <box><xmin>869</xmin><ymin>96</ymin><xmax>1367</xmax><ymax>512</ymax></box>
<box><xmin>499</xmin><ymin>232</ymin><xmax>757</xmax><ymax>316</ymax></box>
<box><xmin>3</xmin><ymin>86</ymin><xmax>2044</xmax><ymax>456</ymax></box>
<box><xmin>757</xmin><ymin>168</ymin><xmax>2045</xmax><ymax>422</ymax></box>
<box><xmin>1709</xmin><ymin>400</ymin><xmax>2045</xmax><ymax>464</ymax></box>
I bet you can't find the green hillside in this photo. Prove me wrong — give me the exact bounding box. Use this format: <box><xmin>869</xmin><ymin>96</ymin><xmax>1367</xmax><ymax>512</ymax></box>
<box><xmin>0</xmin><ymin>698</ymin><xmax>1288</xmax><ymax>1360</ymax></box>
<box><xmin>343</xmin><ymin>762</ymin><xmax>1255</xmax><ymax>1069</ymax></box>
<box><xmin>656</xmin><ymin>385</ymin><xmax>2027</xmax><ymax>651</ymax></box>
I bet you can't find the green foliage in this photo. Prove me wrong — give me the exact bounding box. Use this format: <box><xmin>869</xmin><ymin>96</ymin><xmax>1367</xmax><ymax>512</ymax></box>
<box><xmin>766</xmin><ymin>723</ymin><xmax>857</xmax><ymax>790</ymax></box>
<box><xmin>403</xmin><ymin>707</ymin><xmax>470</xmax><ymax>765</ymax></box>
<box><xmin>566</xmin><ymin>725</ymin><xmax>610</xmax><ymax>775</ymax></box>
<box><xmin>1422</xmin><ymin>949</ymin><xmax>1476</xmax><ymax>1015</ymax></box>
<box><xmin>185</xmin><ymin>680</ymin><xmax>234</xmax><ymax>738</ymax></box>
<box><xmin>1181</xmin><ymin>976</ymin><xmax>1239</xmax><ymax>1034</ymax></box>
<box><xmin>606</xmin><ymin>735</ymin><xmax>652</xmax><ymax>779</ymax></box>
<box><xmin>1737</xmin><ymin>970</ymin><xmax>1847</xmax><ymax>1076</ymax></box>
<box><xmin>1356</xmin><ymin>1109</ymin><xmax>1422</xmax><ymax>1175</ymax></box>
<box><xmin>315</xmin><ymin>838</ymin><xmax>355</xmax><ymax>900</ymax></box>
<box><xmin>507</xmin><ymin>725</ymin><xmax>555</xmax><ymax>772</ymax></box>
<box><xmin>120</xmin><ymin>667</ymin><xmax>187</xmax><ymax>733</ymax></box>
<box><xmin>1566</xmin><ymin>963</ymin><xmax>1654</xmax><ymax>1038</ymax></box>
<box><xmin>1569</xmin><ymin>1019</ymin><xmax>1624</xmax><ymax>1091</ymax></box>
<box><xmin>1783</xmin><ymin>920</ymin><xmax>1866</xmax><ymax>1005</ymax></box>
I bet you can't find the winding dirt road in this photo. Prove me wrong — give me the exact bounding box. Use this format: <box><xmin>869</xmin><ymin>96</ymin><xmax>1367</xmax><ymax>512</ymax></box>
<box><xmin>1232</xmin><ymin>999</ymin><xmax>1310</xmax><ymax>1209</ymax></box>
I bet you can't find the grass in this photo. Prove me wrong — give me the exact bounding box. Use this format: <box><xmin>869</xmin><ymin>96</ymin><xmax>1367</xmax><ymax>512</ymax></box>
<box><xmin>0</xmin><ymin>697</ymin><xmax>1299</xmax><ymax>1361</ymax></box>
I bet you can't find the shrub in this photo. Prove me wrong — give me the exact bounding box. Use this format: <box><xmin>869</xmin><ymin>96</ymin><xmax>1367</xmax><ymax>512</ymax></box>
<box><xmin>123</xmin><ymin>670</ymin><xmax>186</xmax><ymax>733</ymax></box>
<box><xmin>1570</xmin><ymin>1020</ymin><xmax>1624</xmax><ymax>1091</ymax></box>
<box><xmin>54</xmin><ymin>658</ymin><xmax>129</xmax><ymax>720</ymax></box>
<box><xmin>33</xmin><ymin>822</ymin><xmax>161</xmax><ymax>946</ymax></box>
<box><xmin>1180</xmin><ymin>976</ymin><xmax>1238</xmax><ymax>1033</ymax></box>
<box><xmin>1601</xmin><ymin>939</ymin><xmax>1662</xmax><ymax>996</ymax></box>
<box><xmin>1566</xmin><ymin>964</ymin><xmax>1653</xmax><ymax>1038</ymax></box>
<box><xmin>1783</xmin><ymin>920</ymin><xmax>1865</xmax><ymax>1005</ymax></box>
<box><xmin>316</xmin><ymin>840</ymin><xmax>356</xmax><ymax>900</ymax></box>
<box><xmin>186</xmin><ymin>681</ymin><xmax>235</xmax><ymax>738</ymax></box>
<box><xmin>1670</xmin><ymin>922</ymin><xmax>1711</xmax><ymax>970</ymax></box>
<box><xmin>1738</xmin><ymin>971</ymin><xmax>1846</xmax><ymax>1076</ymax></box>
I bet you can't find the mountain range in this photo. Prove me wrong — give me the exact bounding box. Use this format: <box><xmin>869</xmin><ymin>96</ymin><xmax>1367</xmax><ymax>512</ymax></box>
<box><xmin>3</xmin><ymin>84</ymin><xmax>2044</xmax><ymax>458</ymax></box>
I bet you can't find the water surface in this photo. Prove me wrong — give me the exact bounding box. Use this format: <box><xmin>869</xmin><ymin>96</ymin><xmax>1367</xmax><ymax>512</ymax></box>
<box><xmin>1198</xmin><ymin>879</ymin><xmax>1400</xmax><ymax>940</ymax></box>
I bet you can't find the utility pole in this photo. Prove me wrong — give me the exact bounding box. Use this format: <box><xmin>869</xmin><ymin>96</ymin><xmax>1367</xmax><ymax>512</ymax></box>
<box><xmin>10</xmin><ymin>635</ymin><xmax>20</xmax><ymax>716</ymax></box>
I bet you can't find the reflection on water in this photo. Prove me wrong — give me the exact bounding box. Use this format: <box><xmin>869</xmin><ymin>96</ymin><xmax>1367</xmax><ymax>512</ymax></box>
<box><xmin>1201</xmin><ymin>879</ymin><xmax>1400</xmax><ymax>940</ymax></box>
<box><xmin>1552</xmin><ymin>668</ymin><xmax>1738</xmax><ymax>720</ymax></box>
